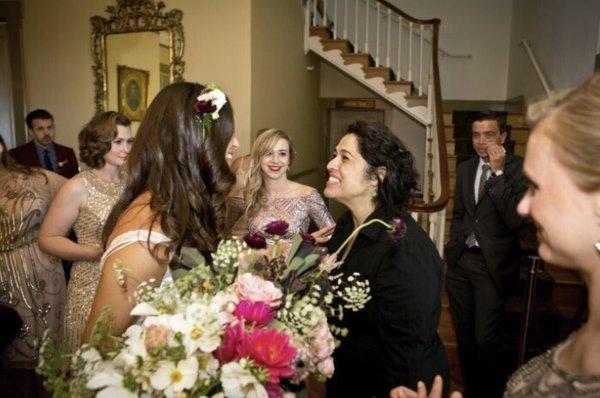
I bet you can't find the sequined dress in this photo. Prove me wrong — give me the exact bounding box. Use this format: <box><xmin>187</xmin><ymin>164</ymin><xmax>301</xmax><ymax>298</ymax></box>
<box><xmin>62</xmin><ymin>170</ymin><xmax>124</xmax><ymax>352</ymax></box>
<box><xmin>504</xmin><ymin>334</ymin><xmax>600</xmax><ymax>397</ymax></box>
<box><xmin>228</xmin><ymin>189</ymin><xmax>334</xmax><ymax>243</ymax></box>
<box><xmin>0</xmin><ymin>169</ymin><xmax>66</xmax><ymax>369</ymax></box>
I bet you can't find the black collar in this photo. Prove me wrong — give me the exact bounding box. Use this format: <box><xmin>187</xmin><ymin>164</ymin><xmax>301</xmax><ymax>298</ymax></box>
<box><xmin>336</xmin><ymin>206</ymin><xmax>398</xmax><ymax>242</ymax></box>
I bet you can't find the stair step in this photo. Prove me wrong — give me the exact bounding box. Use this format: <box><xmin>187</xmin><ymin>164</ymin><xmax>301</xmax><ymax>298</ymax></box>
<box><xmin>507</xmin><ymin>113</ymin><xmax>526</xmax><ymax>127</ymax></box>
<box><xmin>384</xmin><ymin>80</ymin><xmax>413</xmax><ymax>95</ymax></box>
<box><xmin>443</xmin><ymin>113</ymin><xmax>453</xmax><ymax>125</ymax></box>
<box><xmin>322</xmin><ymin>38</ymin><xmax>351</xmax><ymax>52</ymax></box>
<box><xmin>341</xmin><ymin>52</ymin><xmax>371</xmax><ymax>68</ymax></box>
<box><xmin>446</xmin><ymin>142</ymin><xmax>455</xmax><ymax>155</ymax></box>
<box><xmin>511</xmin><ymin>127</ymin><xmax>530</xmax><ymax>144</ymax></box>
<box><xmin>362</xmin><ymin>66</ymin><xmax>391</xmax><ymax>80</ymax></box>
<box><xmin>406</xmin><ymin>94</ymin><xmax>427</xmax><ymax>107</ymax></box>
<box><xmin>309</xmin><ymin>26</ymin><xmax>332</xmax><ymax>41</ymax></box>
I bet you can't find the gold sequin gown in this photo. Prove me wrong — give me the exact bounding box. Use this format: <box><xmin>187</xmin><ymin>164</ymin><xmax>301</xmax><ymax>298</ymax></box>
<box><xmin>62</xmin><ymin>170</ymin><xmax>124</xmax><ymax>352</ymax></box>
<box><xmin>0</xmin><ymin>169</ymin><xmax>66</xmax><ymax>369</ymax></box>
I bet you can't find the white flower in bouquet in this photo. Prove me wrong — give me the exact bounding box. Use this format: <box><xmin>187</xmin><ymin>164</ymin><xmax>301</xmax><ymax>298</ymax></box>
<box><xmin>182</xmin><ymin>299</ymin><xmax>230</xmax><ymax>354</ymax></box>
<box><xmin>220</xmin><ymin>361</ymin><xmax>267</xmax><ymax>398</ymax></box>
<box><xmin>86</xmin><ymin>362</ymin><xmax>135</xmax><ymax>398</ymax></box>
<box><xmin>150</xmin><ymin>357</ymin><xmax>199</xmax><ymax>398</ymax></box>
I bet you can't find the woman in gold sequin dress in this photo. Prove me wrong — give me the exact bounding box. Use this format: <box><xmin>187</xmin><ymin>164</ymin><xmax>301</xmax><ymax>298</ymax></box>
<box><xmin>39</xmin><ymin>111</ymin><xmax>132</xmax><ymax>352</ymax></box>
<box><xmin>0</xmin><ymin>135</ymin><xmax>65</xmax><ymax>395</ymax></box>
<box><xmin>228</xmin><ymin>129</ymin><xmax>335</xmax><ymax>249</ymax></box>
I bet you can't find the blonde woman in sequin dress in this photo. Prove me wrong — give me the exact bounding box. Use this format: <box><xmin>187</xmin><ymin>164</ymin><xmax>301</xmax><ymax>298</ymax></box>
<box><xmin>0</xmin><ymin>135</ymin><xmax>65</xmax><ymax>396</ymax></box>
<box><xmin>228</xmin><ymin>129</ymin><xmax>335</xmax><ymax>249</ymax></box>
<box><xmin>39</xmin><ymin>111</ymin><xmax>132</xmax><ymax>352</ymax></box>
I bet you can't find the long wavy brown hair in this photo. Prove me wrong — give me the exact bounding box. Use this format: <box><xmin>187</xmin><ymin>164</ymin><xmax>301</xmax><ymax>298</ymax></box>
<box><xmin>102</xmin><ymin>82</ymin><xmax>236</xmax><ymax>259</ymax></box>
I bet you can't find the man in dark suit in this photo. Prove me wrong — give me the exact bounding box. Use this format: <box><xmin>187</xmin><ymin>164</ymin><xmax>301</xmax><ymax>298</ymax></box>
<box><xmin>444</xmin><ymin>111</ymin><xmax>528</xmax><ymax>398</ymax></box>
<box><xmin>10</xmin><ymin>109</ymin><xmax>79</xmax><ymax>178</ymax></box>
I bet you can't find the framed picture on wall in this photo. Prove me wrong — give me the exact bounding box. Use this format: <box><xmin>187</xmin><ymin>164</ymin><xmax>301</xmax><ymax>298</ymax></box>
<box><xmin>117</xmin><ymin>65</ymin><xmax>149</xmax><ymax>121</ymax></box>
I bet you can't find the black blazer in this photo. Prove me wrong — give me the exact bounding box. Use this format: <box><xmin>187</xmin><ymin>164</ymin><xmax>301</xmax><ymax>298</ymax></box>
<box><xmin>444</xmin><ymin>154</ymin><xmax>528</xmax><ymax>294</ymax></box>
<box><xmin>326</xmin><ymin>206</ymin><xmax>448</xmax><ymax>398</ymax></box>
<box><xmin>9</xmin><ymin>140</ymin><xmax>79</xmax><ymax>179</ymax></box>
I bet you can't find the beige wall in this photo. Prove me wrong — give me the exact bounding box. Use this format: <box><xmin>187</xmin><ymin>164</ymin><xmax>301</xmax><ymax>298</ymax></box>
<box><xmin>250</xmin><ymin>0</ymin><xmax>322</xmax><ymax>188</ymax></box>
<box><xmin>22</xmin><ymin>0</ymin><xmax>252</xmax><ymax>154</ymax></box>
<box><xmin>507</xmin><ymin>0</ymin><xmax>600</xmax><ymax>101</ymax></box>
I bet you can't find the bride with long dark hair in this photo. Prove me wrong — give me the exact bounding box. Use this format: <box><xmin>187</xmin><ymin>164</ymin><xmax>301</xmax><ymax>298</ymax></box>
<box><xmin>83</xmin><ymin>82</ymin><xmax>240</xmax><ymax>341</ymax></box>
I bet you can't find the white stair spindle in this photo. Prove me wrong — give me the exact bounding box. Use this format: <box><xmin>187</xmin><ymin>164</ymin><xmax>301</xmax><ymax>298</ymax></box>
<box><xmin>354</xmin><ymin>0</ymin><xmax>359</xmax><ymax>53</ymax></box>
<box><xmin>419</xmin><ymin>24</ymin><xmax>424</xmax><ymax>96</ymax></box>
<box><xmin>365</xmin><ymin>0</ymin><xmax>369</xmax><ymax>54</ymax></box>
<box><xmin>386</xmin><ymin>8</ymin><xmax>391</xmax><ymax>67</ymax></box>
<box><xmin>312</xmin><ymin>0</ymin><xmax>317</xmax><ymax>26</ymax></box>
<box><xmin>397</xmin><ymin>16</ymin><xmax>402</xmax><ymax>81</ymax></box>
<box><xmin>408</xmin><ymin>21</ymin><xmax>413</xmax><ymax>83</ymax></box>
<box><xmin>343</xmin><ymin>0</ymin><xmax>348</xmax><ymax>39</ymax></box>
<box><xmin>333</xmin><ymin>0</ymin><xmax>338</xmax><ymax>39</ymax></box>
<box><xmin>323</xmin><ymin>0</ymin><xmax>327</xmax><ymax>28</ymax></box>
<box><xmin>375</xmin><ymin>2</ymin><xmax>380</xmax><ymax>67</ymax></box>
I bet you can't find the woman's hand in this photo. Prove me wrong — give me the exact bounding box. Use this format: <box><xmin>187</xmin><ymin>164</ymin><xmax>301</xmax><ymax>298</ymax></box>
<box><xmin>311</xmin><ymin>224</ymin><xmax>336</xmax><ymax>244</ymax></box>
<box><xmin>85</xmin><ymin>245</ymin><xmax>104</xmax><ymax>261</ymax></box>
<box><xmin>390</xmin><ymin>376</ymin><xmax>462</xmax><ymax>398</ymax></box>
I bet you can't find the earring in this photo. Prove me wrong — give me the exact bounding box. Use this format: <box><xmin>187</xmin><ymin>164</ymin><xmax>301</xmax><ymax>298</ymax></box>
<box><xmin>372</xmin><ymin>190</ymin><xmax>378</xmax><ymax>198</ymax></box>
<box><xmin>596</xmin><ymin>241</ymin><xmax>600</xmax><ymax>253</ymax></box>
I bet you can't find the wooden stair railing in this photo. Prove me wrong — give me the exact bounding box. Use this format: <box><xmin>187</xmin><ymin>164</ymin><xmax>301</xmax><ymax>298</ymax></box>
<box><xmin>307</xmin><ymin>0</ymin><xmax>449</xmax><ymax>214</ymax></box>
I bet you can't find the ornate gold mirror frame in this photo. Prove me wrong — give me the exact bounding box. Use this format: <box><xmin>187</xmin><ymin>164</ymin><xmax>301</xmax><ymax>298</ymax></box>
<box><xmin>91</xmin><ymin>0</ymin><xmax>185</xmax><ymax>113</ymax></box>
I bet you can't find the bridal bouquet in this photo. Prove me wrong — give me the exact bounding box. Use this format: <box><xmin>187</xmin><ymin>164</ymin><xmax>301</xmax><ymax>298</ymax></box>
<box><xmin>38</xmin><ymin>220</ymin><xmax>383</xmax><ymax>398</ymax></box>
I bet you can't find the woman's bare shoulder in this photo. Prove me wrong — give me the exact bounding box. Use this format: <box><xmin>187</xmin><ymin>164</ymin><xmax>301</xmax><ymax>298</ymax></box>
<box><xmin>109</xmin><ymin>192</ymin><xmax>163</xmax><ymax>238</ymax></box>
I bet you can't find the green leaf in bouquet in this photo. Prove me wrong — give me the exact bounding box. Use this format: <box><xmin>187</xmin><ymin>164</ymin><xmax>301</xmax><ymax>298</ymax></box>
<box><xmin>288</xmin><ymin>253</ymin><xmax>321</xmax><ymax>277</ymax></box>
<box><xmin>280</xmin><ymin>256</ymin><xmax>305</xmax><ymax>280</ymax></box>
<box><xmin>180</xmin><ymin>247</ymin><xmax>207</xmax><ymax>269</ymax></box>
<box><xmin>285</xmin><ymin>234</ymin><xmax>304</xmax><ymax>263</ymax></box>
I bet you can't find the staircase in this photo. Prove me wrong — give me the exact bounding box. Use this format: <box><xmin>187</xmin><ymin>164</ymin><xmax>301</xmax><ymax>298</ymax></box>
<box><xmin>303</xmin><ymin>0</ymin><xmax>450</xmax><ymax>252</ymax></box>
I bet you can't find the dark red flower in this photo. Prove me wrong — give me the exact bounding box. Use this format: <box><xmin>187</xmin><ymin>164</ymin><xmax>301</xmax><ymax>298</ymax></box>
<box><xmin>243</xmin><ymin>233</ymin><xmax>267</xmax><ymax>249</ymax></box>
<box><xmin>300</xmin><ymin>232</ymin><xmax>316</xmax><ymax>245</ymax></box>
<box><xmin>195</xmin><ymin>100</ymin><xmax>216</xmax><ymax>117</ymax></box>
<box><xmin>390</xmin><ymin>218</ymin><xmax>407</xmax><ymax>242</ymax></box>
<box><xmin>214</xmin><ymin>322</ymin><xmax>245</xmax><ymax>363</ymax></box>
<box><xmin>264</xmin><ymin>220</ymin><xmax>289</xmax><ymax>237</ymax></box>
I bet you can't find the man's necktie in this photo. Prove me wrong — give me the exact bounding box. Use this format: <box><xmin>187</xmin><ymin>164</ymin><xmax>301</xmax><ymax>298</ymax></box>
<box><xmin>466</xmin><ymin>164</ymin><xmax>491</xmax><ymax>247</ymax></box>
<box><xmin>43</xmin><ymin>149</ymin><xmax>54</xmax><ymax>171</ymax></box>
<box><xmin>477</xmin><ymin>164</ymin><xmax>491</xmax><ymax>203</ymax></box>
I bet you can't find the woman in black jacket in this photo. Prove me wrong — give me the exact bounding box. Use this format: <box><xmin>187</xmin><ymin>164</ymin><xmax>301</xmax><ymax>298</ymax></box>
<box><xmin>324</xmin><ymin>121</ymin><xmax>448</xmax><ymax>397</ymax></box>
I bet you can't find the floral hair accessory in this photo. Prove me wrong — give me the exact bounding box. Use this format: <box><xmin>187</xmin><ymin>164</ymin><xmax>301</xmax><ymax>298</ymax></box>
<box><xmin>195</xmin><ymin>83</ymin><xmax>227</xmax><ymax>137</ymax></box>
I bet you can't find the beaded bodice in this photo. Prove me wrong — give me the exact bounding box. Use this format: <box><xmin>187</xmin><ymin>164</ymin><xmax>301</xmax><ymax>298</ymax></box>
<box><xmin>504</xmin><ymin>335</ymin><xmax>600</xmax><ymax>397</ymax></box>
<box><xmin>73</xmin><ymin>170</ymin><xmax>125</xmax><ymax>246</ymax></box>
<box><xmin>228</xmin><ymin>189</ymin><xmax>334</xmax><ymax>241</ymax></box>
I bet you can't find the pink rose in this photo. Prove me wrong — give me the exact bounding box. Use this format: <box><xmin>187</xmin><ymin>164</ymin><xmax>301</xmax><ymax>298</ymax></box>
<box><xmin>317</xmin><ymin>357</ymin><xmax>334</xmax><ymax>378</ymax></box>
<box><xmin>234</xmin><ymin>273</ymin><xmax>283</xmax><ymax>307</ymax></box>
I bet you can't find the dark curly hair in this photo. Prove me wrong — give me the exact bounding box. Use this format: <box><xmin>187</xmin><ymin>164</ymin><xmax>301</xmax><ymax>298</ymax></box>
<box><xmin>102</xmin><ymin>82</ymin><xmax>236</xmax><ymax>260</ymax></box>
<box><xmin>79</xmin><ymin>111</ymin><xmax>131</xmax><ymax>168</ymax></box>
<box><xmin>346</xmin><ymin>120</ymin><xmax>418</xmax><ymax>211</ymax></box>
